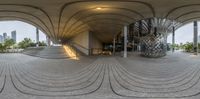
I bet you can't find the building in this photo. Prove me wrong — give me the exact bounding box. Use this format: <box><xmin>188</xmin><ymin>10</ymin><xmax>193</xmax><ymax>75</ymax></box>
<box><xmin>11</xmin><ymin>30</ymin><xmax>17</xmax><ymax>43</ymax></box>
<box><xmin>0</xmin><ymin>35</ymin><xmax>3</xmax><ymax>43</ymax></box>
<box><xmin>3</xmin><ymin>33</ymin><xmax>7</xmax><ymax>41</ymax></box>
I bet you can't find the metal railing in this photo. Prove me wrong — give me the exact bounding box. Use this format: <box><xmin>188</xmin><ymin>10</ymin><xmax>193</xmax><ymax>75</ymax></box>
<box><xmin>64</xmin><ymin>43</ymin><xmax>79</xmax><ymax>60</ymax></box>
<box><xmin>69</xmin><ymin>42</ymin><xmax>90</xmax><ymax>55</ymax></box>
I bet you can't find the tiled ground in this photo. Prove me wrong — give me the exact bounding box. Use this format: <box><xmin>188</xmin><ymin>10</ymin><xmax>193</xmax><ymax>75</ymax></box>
<box><xmin>0</xmin><ymin>52</ymin><xmax>200</xmax><ymax>99</ymax></box>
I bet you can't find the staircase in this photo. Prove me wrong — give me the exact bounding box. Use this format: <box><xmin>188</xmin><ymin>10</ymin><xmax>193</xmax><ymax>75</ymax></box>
<box><xmin>22</xmin><ymin>46</ymin><xmax>70</xmax><ymax>59</ymax></box>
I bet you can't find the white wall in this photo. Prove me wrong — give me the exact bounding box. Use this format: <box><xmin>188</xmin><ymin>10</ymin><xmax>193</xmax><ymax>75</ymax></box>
<box><xmin>71</xmin><ymin>31</ymin><xmax>89</xmax><ymax>55</ymax></box>
<box><xmin>71</xmin><ymin>31</ymin><xmax>103</xmax><ymax>55</ymax></box>
<box><xmin>89</xmin><ymin>33</ymin><xmax>103</xmax><ymax>55</ymax></box>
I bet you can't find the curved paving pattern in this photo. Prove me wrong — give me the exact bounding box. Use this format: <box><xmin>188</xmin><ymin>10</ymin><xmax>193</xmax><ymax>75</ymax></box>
<box><xmin>109</xmin><ymin>59</ymin><xmax>200</xmax><ymax>98</ymax></box>
<box><xmin>0</xmin><ymin>53</ymin><xmax>200</xmax><ymax>99</ymax></box>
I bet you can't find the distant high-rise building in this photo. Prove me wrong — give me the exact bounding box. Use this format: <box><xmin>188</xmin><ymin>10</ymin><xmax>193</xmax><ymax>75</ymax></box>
<box><xmin>0</xmin><ymin>35</ymin><xmax>3</xmax><ymax>43</ymax></box>
<box><xmin>3</xmin><ymin>33</ymin><xmax>7</xmax><ymax>42</ymax></box>
<box><xmin>7</xmin><ymin>36</ymin><xmax>11</xmax><ymax>39</ymax></box>
<box><xmin>11</xmin><ymin>31</ymin><xmax>17</xmax><ymax>43</ymax></box>
<box><xmin>198</xmin><ymin>35</ymin><xmax>200</xmax><ymax>43</ymax></box>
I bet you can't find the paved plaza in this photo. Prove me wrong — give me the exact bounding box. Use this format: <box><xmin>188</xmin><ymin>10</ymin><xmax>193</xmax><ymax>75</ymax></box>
<box><xmin>0</xmin><ymin>52</ymin><xmax>199</xmax><ymax>99</ymax></box>
<box><xmin>1</xmin><ymin>0</ymin><xmax>200</xmax><ymax>99</ymax></box>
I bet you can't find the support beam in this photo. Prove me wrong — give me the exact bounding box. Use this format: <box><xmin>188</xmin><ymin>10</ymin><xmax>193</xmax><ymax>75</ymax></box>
<box><xmin>193</xmin><ymin>21</ymin><xmax>198</xmax><ymax>55</ymax></box>
<box><xmin>124</xmin><ymin>26</ymin><xmax>128</xmax><ymax>58</ymax></box>
<box><xmin>172</xmin><ymin>26</ymin><xmax>175</xmax><ymax>52</ymax></box>
<box><xmin>154</xmin><ymin>27</ymin><xmax>157</xmax><ymax>36</ymax></box>
<box><xmin>139</xmin><ymin>20</ymin><xmax>142</xmax><ymax>36</ymax></box>
<box><xmin>36</xmin><ymin>28</ymin><xmax>39</xmax><ymax>47</ymax></box>
<box><xmin>148</xmin><ymin>18</ymin><xmax>152</xmax><ymax>34</ymax></box>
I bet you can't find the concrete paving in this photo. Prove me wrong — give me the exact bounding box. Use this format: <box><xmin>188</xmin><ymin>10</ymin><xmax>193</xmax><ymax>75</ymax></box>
<box><xmin>0</xmin><ymin>52</ymin><xmax>200</xmax><ymax>99</ymax></box>
<box><xmin>23</xmin><ymin>46</ymin><xmax>71</xmax><ymax>59</ymax></box>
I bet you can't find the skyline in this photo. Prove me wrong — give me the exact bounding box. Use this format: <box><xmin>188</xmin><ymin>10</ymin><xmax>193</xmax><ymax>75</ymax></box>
<box><xmin>0</xmin><ymin>30</ymin><xmax>17</xmax><ymax>43</ymax></box>
<box><xmin>0</xmin><ymin>21</ymin><xmax>46</xmax><ymax>43</ymax></box>
<box><xmin>0</xmin><ymin>20</ymin><xmax>199</xmax><ymax>44</ymax></box>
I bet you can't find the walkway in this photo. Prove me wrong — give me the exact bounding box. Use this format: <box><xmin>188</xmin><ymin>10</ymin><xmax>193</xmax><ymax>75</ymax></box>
<box><xmin>0</xmin><ymin>52</ymin><xmax>200</xmax><ymax>99</ymax></box>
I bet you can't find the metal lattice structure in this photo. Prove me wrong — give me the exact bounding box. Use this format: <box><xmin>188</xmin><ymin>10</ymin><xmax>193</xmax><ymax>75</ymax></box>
<box><xmin>140</xmin><ymin>34</ymin><xmax>167</xmax><ymax>57</ymax></box>
<box><xmin>129</xmin><ymin>18</ymin><xmax>179</xmax><ymax>57</ymax></box>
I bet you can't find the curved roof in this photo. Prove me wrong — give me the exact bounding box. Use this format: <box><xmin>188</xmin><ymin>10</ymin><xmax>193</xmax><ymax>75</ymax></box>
<box><xmin>0</xmin><ymin>0</ymin><xmax>200</xmax><ymax>43</ymax></box>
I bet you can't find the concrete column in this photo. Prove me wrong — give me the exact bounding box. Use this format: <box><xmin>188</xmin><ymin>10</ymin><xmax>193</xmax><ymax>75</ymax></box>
<box><xmin>36</xmin><ymin>28</ymin><xmax>39</xmax><ymax>47</ymax></box>
<box><xmin>172</xmin><ymin>26</ymin><xmax>175</xmax><ymax>52</ymax></box>
<box><xmin>88</xmin><ymin>31</ymin><xmax>92</xmax><ymax>55</ymax></box>
<box><xmin>124</xmin><ymin>26</ymin><xmax>128</xmax><ymax>58</ymax></box>
<box><xmin>46</xmin><ymin>36</ymin><xmax>51</xmax><ymax>46</ymax></box>
<box><xmin>194</xmin><ymin>21</ymin><xmax>198</xmax><ymax>55</ymax></box>
<box><xmin>113</xmin><ymin>37</ymin><xmax>116</xmax><ymax>55</ymax></box>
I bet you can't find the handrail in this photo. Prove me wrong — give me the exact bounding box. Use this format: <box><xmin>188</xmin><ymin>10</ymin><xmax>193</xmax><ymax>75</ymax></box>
<box><xmin>70</xmin><ymin>42</ymin><xmax>89</xmax><ymax>50</ymax></box>
<box><xmin>66</xmin><ymin>42</ymin><xmax>90</xmax><ymax>55</ymax></box>
<box><xmin>67</xmin><ymin>42</ymin><xmax>104</xmax><ymax>55</ymax></box>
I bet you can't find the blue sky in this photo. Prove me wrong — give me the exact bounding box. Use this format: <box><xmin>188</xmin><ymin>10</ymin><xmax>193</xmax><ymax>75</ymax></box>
<box><xmin>0</xmin><ymin>21</ymin><xmax>46</xmax><ymax>43</ymax></box>
<box><xmin>0</xmin><ymin>20</ymin><xmax>198</xmax><ymax>44</ymax></box>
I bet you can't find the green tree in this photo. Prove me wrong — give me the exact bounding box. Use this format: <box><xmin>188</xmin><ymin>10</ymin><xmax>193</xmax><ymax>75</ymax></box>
<box><xmin>198</xmin><ymin>43</ymin><xmax>200</xmax><ymax>51</ymax></box>
<box><xmin>4</xmin><ymin>39</ymin><xmax>15</xmax><ymax>49</ymax></box>
<box><xmin>171</xmin><ymin>44</ymin><xmax>180</xmax><ymax>50</ymax></box>
<box><xmin>0</xmin><ymin>43</ymin><xmax>6</xmax><ymax>52</ymax></box>
<box><xmin>183</xmin><ymin>42</ymin><xmax>193</xmax><ymax>52</ymax></box>
<box><xmin>18</xmin><ymin>38</ymin><xmax>33</xmax><ymax>49</ymax></box>
<box><xmin>39</xmin><ymin>41</ymin><xmax>47</xmax><ymax>46</ymax></box>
